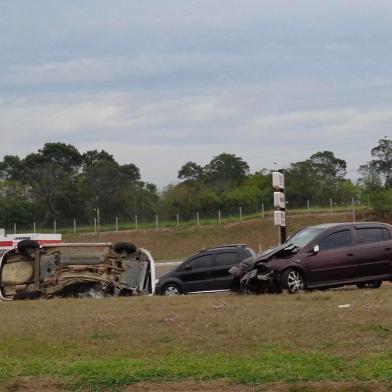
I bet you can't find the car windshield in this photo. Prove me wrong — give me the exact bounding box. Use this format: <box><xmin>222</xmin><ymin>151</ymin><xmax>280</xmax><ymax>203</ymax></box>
<box><xmin>286</xmin><ymin>227</ymin><xmax>324</xmax><ymax>248</ymax></box>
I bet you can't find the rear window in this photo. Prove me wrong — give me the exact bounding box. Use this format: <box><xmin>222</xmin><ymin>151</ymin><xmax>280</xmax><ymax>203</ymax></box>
<box><xmin>319</xmin><ymin>230</ymin><xmax>352</xmax><ymax>250</ymax></box>
<box><xmin>356</xmin><ymin>228</ymin><xmax>390</xmax><ymax>244</ymax></box>
<box><xmin>215</xmin><ymin>252</ymin><xmax>238</xmax><ymax>266</ymax></box>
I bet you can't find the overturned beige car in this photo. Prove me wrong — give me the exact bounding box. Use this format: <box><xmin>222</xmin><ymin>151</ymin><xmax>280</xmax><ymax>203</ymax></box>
<box><xmin>0</xmin><ymin>240</ymin><xmax>155</xmax><ymax>300</ymax></box>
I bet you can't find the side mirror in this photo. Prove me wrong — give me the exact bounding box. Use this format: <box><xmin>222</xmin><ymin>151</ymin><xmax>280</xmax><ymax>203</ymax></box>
<box><xmin>185</xmin><ymin>264</ymin><xmax>192</xmax><ymax>270</ymax></box>
<box><xmin>313</xmin><ymin>245</ymin><xmax>320</xmax><ymax>254</ymax></box>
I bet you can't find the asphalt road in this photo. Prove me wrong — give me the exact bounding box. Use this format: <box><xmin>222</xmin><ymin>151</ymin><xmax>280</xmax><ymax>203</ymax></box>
<box><xmin>155</xmin><ymin>261</ymin><xmax>181</xmax><ymax>278</ymax></box>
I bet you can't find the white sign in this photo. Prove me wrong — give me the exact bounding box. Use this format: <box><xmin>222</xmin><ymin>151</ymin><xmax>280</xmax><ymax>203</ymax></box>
<box><xmin>274</xmin><ymin>192</ymin><xmax>286</xmax><ymax>209</ymax></box>
<box><xmin>274</xmin><ymin>211</ymin><xmax>286</xmax><ymax>227</ymax></box>
<box><xmin>0</xmin><ymin>233</ymin><xmax>62</xmax><ymax>258</ymax></box>
<box><xmin>272</xmin><ymin>172</ymin><xmax>285</xmax><ymax>190</ymax></box>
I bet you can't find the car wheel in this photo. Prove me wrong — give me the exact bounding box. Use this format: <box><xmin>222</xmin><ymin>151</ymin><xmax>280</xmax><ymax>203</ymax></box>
<box><xmin>281</xmin><ymin>269</ymin><xmax>305</xmax><ymax>294</ymax></box>
<box><xmin>17</xmin><ymin>239</ymin><xmax>40</xmax><ymax>254</ymax></box>
<box><xmin>114</xmin><ymin>242</ymin><xmax>137</xmax><ymax>255</ymax></box>
<box><xmin>357</xmin><ymin>280</ymin><xmax>382</xmax><ymax>289</ymax></box>
<box><xmin>162</xmin><ymin>283</ymin><xmax>182</xmax><ymax>296</ymax></box>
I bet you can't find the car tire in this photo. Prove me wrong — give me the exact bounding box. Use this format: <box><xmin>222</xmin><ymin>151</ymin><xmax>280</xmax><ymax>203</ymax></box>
<box><xmin>17</xmin><ymin>239</ymin><xmax>40</xmax><ymax>254</ymax></box>
<box><xmin>357</xmin><ymin>280</ymin><xmax>382</xmax><ymax>289</ymax></box>
<box><xmin>114</xmin><ymin>242</ymin><xmax>137</xmax><ymax>255</ymax></box>
<box><xmin>281</xmin><ymin>269</ymin><xmax>305</xmax><ymax>294</ymax></box>
<box><xmin>162</xmin><ymin>283</ymin><xmax>182</xmax><ymax>296</ymax></box>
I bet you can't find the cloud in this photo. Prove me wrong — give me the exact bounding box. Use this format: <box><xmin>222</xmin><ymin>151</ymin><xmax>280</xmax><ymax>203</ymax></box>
<box><xmin>0</xmin><ymin>0</ymin><xmax>391</xmax><ymax>187</ymax></box>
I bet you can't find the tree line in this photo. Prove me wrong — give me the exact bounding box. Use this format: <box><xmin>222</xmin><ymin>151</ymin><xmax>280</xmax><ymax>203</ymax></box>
<box><xmin>0</xmin><ymin>138</ymin><xmax>391</xmax><ymax>229</ymax></box>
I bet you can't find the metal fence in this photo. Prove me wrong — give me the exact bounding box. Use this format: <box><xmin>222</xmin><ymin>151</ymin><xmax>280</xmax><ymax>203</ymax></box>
<box><xmin>4</xmin><ymin>199</ymin><xmax>364</xmax><ymax>235</ymax></box>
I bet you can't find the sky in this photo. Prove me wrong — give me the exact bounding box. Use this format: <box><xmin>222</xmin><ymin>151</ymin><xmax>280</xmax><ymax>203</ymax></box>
<box><xmin>0</xmin><ymin>0</ymin><xmax>391</xmax><ymax>188</ymax></box>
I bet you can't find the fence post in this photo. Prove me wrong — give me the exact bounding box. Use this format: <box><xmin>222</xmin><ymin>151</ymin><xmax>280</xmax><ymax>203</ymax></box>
<box><xmin>53</xmin><ymin>220</ymin><xmax>56</xmax><ymax>234</ymax></box>
<box><xmin>196</xmin><ymin>211</ymin><xmax>200</xmax><ymax>226</ymax></box>
<box><xmin>155</xmin><ymin>213</ymin><xmax>159</xmax><ymax>230</ymax></box>
<box><xmin>352</xmin><ymin>198</ymin><xmax>356</xmax><ymax>222</ymax></box>
<box><xmin>330</xmin><ymin>199</ymin><xmax>333</xmax><ymax>214</ymax></box>
<box><xmin>176</xmin><ymin>212</ymin><xmax>179</xmax><ymax>228</ymax></box>
<box><xmin>239</xmin><ymin>206</ymin><xmax>242</xmax><ymax>221</ymax></box>
<box><xmin>115</xmin><ymin>217</ymin><xmax>119</xmax><ymax>232</ymax></box>
<box><xmin>73</xmin><ymin>219</ymin><xmax>76</xmax><ymax>234</ymax></box>
<box><xmin>307</xmin><ymin>200</ymin><xmax>310</xmax><ymax>215</ymax></box>
<box><xmin>13</xmin><ymin>223</ymin><xmax>16</xmax><ymax>234</ymax></box>
<box><xmin>33</xmin><ymin>222</ymin><xmax>36</xmax><ymax>234</ymax></box>
<box><xmin>97</xmin><ymin>208</ymin><xmax>100</xmax><ymax>241</ymax></box>
<box><xmin>135</xmin><ymin>215</ymin><xmax>138</xmax><ymax>230</ymax></box>
<box><xmin>94</xmin><ymin>218</ymin><xmax>97</xmax><ymax>233</ymax></box>
<box><xmin>262</xmin><ymin>203</ymin><xmax>265</xmax><ymax>218</ymax></box>
<box><xmin>218</xmin><ymin>210</ymin><xmax>221</xmax><ymax>225</ymax></box>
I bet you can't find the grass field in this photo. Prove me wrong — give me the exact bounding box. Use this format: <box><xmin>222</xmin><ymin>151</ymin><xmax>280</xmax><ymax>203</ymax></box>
<box><xmin>2</xmin><ymin>286</ymin><xmax>392</xmax><ymax>391</ymax></box>
<box><xmin>64</xmin><ymin>212</ymin><xmax>357</xmax><ymax>260</ymax></box>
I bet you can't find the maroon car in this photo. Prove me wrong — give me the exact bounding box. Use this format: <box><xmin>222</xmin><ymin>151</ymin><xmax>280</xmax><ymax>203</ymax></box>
<box><xmin>230</xmin><ymin>222</ymin><xmax>392</xmax><ymax>293</ymax></box>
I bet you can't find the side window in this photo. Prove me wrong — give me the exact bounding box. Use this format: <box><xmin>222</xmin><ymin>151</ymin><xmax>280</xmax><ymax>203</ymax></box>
<box><xmin>356</xmin><ymin>228</ymin><xmax>385</xmax><ymax>244</ymax></box>
<box><xmin>383</xmin><ymin>229</ymin><xmax>391</xmax><ymax>241</ymax></box>
<box><xmin>191</xmin><ymin>254</ymin><xmax>213</xmax><ymax>269</ymax></box>
<box><xmin>319</xmin><ymin>230</ymin><xmax>351</xmax><ymax>251</ymax></box>
<box><xmin>215</xmin><ymin>252</ymin><xmax>238</xmax><ymax>267</ymax></box>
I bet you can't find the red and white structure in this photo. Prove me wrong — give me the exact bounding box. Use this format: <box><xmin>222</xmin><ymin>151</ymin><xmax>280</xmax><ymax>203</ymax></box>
<box><xmin>0</xmin><ymin>231</ymin><xmax>62</xmax><ymax>258</ymax></box>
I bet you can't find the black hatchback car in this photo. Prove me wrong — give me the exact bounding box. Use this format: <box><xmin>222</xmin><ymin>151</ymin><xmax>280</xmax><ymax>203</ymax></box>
<box><xmin>156</xmin><ymin>244</ymin><xmax>255</xmax><ymax>295</ymax></box>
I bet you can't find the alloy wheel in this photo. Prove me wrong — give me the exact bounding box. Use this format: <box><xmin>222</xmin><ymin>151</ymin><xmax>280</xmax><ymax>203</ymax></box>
<box><xmin>286</xmin><ymin>270</ymin><xmax>304</xmax><ymax>293</ymax></box>
<box><xmin>163</xmin><ymin>285</ymin><xmax>180</xmax><ymax>295</ymax></box>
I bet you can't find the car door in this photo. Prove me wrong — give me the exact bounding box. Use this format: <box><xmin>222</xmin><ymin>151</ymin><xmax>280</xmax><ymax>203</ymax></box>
<box><xmin>179</xmin><ymin>253</ymin><xmax>214</xmax><ymax>293</ymax></box>
<box><xmin>304</xmin><ymin>228</ymin><xmax>358</xmax><ymax>284</ymax></box>
<box><xmin>211</xmin><ymin>251</ymin><xmax>240</xmax><ymax>290</ymax></box>
<box><xmin>355</xmin><ymin>227</ymin><xmax>392</xmax><ymax>278</ymax></box>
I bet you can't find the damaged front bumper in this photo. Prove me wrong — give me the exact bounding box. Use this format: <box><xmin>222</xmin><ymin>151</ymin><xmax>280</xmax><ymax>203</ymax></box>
<box><xmin>233</xmin><ymin>265</ymin><xmax>279</xmax><ymax>294</ymax></box>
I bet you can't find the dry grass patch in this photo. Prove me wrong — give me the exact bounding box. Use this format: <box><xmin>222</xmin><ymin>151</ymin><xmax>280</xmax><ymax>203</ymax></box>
<box><xmin>64</xmin><ymin>213</ymin><xmax>353</xmax><ymax>259</ymax></box>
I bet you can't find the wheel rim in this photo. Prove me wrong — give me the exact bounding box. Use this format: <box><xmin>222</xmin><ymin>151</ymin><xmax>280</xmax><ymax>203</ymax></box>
<box><xmin>164</xmin><ymin>285</ymin><xmax>180</xmax><ymax>295</ymax></box>
<box><xmin>287</xmin><ymin>270</ymin><xmax>304</xmax><ymax>292</ymax></box>
<box><xmin>365</xmin><ymin>281</ymin><xmax>381</xmax><ymax>289</ymax></box>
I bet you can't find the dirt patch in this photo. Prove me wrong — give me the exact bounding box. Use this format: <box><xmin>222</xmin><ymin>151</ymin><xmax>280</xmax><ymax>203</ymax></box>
<box><xmin>263</xmin><ymin>381</ymin><xmax>392</xmax><ymax>391</ymax></box>
<box><xmin>123</xmin><ymin>380</ymin><xmax>249</xmax><ymax>391</ymax></box>
<box><xmin>0</xmin><ymin>377</ymin><xmax>66</xmax><ymax>392</ymax></box>
<box><xmin>124</xmin><ymin>381</ymin><xmax>392</xmax><ymax>392</ymax></box>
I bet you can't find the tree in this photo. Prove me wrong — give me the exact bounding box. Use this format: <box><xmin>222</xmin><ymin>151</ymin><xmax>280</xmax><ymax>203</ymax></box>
<box><xmin>0</xmin><ymin>155</ymin><xmax>24</xmax><ymax>181</ymax></box>
<box><xmin>285</xmin><ymin>160</ymin><xmax>318</xmax><ymax>206</ymax></box>
<box><xmin>22</xmin><ymin>143</ymin><xmax>83</xmax><ymax>224</ymax></box>
<box><xmin>205</xmin><ymin>153</ymin><xmax>249</xmax><ymax>188</ymax></box>
<box><xmin>310</xmin><ymin>151</ymin><xmax>347</xmax><ymax>180</ymax></box>
<box><xmin>178</xmin><ymin>161</ymin><xmax>204</xmax><ymax>182</ymax></box>
<box><xmin>370</xmin><ymin>138</ymin><xmax>392</xmax><ymax>187</ymax></box>
<box><xmin>286</xmin><ymin>151</ymin><xmax>348</xmax><ymax>206</ymax></box>
<box><xmin>120</xmin><ymin>163</ymin><xmax>141</xmax><ymax>182</ymax></box>
<box><xmin>358</xmin><ymin>161</ymin><xmax>382</xmax><ymax>190</ymax></box>
<box><xmin>82</xmin><ymin>149</ymin><xmax>116</xmax><ymax>170</ymax></box>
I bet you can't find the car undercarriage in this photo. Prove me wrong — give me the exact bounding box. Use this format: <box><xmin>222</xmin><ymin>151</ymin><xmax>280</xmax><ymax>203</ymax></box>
<box><xmin>0</xmin><ymin>240</ymin><xmax>155</xmax><ymax>300</ymax></box>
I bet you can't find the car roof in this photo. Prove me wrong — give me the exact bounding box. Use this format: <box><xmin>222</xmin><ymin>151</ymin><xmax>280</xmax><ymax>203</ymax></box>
<box><xmin>308</xmin><ymin>222</ymin><xmax>391</xmax><ymax>230</ymax></box>
<box><xmin>198</xmin><ymin>244</ymin><xmax>248</xmax><ymax>254</ymax></box>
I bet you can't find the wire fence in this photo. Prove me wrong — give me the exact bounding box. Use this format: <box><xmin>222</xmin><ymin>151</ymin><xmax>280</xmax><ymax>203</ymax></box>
<box><xmin>2</xmin><ymin>199</ymin><xmax>367</xmax><ymax>235</ymax></box>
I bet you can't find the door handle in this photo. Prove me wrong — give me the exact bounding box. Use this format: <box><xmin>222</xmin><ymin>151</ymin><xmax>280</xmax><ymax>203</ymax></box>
<box><xmin>347</xmin><ymin>253</ymin><xmax>354</xmax><ymax>256</ymax></box>
<box><xmin>386</xmin><ymin>248</ymin><xmax>391</xmax><ymax>251</ymax></box>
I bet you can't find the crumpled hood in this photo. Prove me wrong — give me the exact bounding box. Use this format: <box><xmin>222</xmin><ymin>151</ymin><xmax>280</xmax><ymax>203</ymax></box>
<box><xmin>232</xmin><ymin>243</ymin><xmax>299</xmax><ymax>275</ymax></box>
